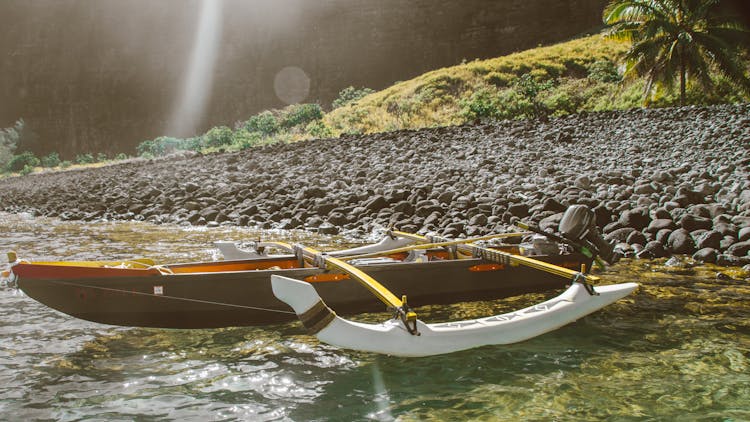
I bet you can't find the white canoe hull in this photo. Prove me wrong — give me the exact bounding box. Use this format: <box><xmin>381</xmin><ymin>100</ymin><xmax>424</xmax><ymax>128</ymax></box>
<box><xmin>272</xmin><ymin>275</ymin><xmax>638</xmax><ymax>357</ymax></box>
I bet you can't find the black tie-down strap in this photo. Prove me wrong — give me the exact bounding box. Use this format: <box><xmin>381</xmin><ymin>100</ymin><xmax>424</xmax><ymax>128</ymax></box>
<box><xmin>299</xmin><ymin>300</ymin><xmax>337</xmax><ymax>335</ymax></box>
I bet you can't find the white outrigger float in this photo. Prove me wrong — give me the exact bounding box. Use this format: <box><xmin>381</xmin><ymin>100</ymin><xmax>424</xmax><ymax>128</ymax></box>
<box><xmin>271</xmin><ymin>206</ymin><xmax>638</xmax><ymax>357</ymax></box>
<box><xmin>272</xmin><ymin>275</ymin><xmax>637</xmax><ymax>357</ymax></box>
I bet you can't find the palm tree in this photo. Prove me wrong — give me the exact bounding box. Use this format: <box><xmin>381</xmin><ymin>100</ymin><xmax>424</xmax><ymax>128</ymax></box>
<box><xmin>604</xmin><ymin>0</ymin><xmax>750</xmax><ymax>105</ymax></box>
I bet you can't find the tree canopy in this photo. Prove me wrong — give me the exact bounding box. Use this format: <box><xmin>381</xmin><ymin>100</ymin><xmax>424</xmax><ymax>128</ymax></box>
<box><xmin>604</xmin><ymin>0</ymin><xmax>750</xmax><ymax>104</ymax></box>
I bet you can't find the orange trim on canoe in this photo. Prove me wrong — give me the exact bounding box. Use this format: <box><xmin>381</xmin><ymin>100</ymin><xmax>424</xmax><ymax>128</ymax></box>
<box><xmin>168</xmin><ymin>259</ymin><xmax>298</xmax><ymax>274</ymax></box>
<box><xmin>304</xmin><ymin>273</ymin><xmax>350</xmax><ymax>283</ymax></box>
<box><xmin>468</xmin><ymin>263</ymin><xmax>505</xmax><ymax>272</ymax></box>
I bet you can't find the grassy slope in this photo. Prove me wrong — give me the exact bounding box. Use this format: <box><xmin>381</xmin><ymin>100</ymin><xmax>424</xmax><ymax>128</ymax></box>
<box><xmin>323</xmin><ymin>33</ymin><xmax>746</xmax><ymax>136</ymax></box>
<box><xmin>324</xmin><ymin>34</ymin><xmax>630</xmax><ymax>134</ymax></box>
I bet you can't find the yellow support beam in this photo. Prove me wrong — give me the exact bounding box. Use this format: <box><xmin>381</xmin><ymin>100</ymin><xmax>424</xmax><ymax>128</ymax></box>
<box><xmin>298</xmin><ymin>246</ymin><xmax>410</xmax><ymax>312</ymax></box>
<box><xmin>391</xmin><ymin>230</ymin><xmax>599</xmax><ymax>283</ymax></box>
<box><xmin>339</xmin><ymin>231</ymin><xmax>529</xmax><ymax>262</ymax></box>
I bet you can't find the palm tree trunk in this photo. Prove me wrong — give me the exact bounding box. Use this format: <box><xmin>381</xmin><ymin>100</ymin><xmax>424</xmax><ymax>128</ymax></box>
<box><xmin>680</xmin><ymin>44</ymin><xmax>686</xmax><ymax>105</ymax></box>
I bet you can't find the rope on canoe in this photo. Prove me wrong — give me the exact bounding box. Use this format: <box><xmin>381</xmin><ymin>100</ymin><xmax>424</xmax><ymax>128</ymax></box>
<box><xmin>40</xmin><ymin>279</ymin><xmax>296</xmax><ymax>315</ymax></box>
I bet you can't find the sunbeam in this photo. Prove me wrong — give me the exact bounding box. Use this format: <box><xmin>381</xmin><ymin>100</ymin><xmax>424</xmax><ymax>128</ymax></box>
<box><xmin>166</xmin><ymin>0</ymin><xmax>223</xmax><ymax>138</ymax></box>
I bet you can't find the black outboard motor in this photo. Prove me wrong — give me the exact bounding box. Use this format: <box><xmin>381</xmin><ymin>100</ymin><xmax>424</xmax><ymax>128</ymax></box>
<box><xmin>558</xmin><ymin>205</ymin><xmax>619</xmax><ymax>264</ymax></box>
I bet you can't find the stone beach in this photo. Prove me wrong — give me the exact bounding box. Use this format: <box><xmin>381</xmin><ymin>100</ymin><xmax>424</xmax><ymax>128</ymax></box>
<box><xmin>2</xmin><ymin>104</ymin><xmax>749</xmax><ymax>265</ymax></box>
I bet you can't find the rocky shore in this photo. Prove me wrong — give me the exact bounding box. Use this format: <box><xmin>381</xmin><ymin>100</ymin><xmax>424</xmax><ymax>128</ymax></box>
<box><xmin>2</xmin><ymin>104</ymin><xmax>749</xmax><ymax>265</ymax></box>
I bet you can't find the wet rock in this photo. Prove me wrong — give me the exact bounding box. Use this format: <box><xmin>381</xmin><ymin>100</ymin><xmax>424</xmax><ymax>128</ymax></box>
<box><xmin>619</xmin><ymin>207</ymin><xmax>651</xmax><ymax>230</ymax></box>
<box><xmin>716</xmin><ymin>253</ymin><xmax>741</xmax><ymax>266</ymax></box>
<box><xmin>667</xmin><ymin>228</ymin><xmax>696</xmax><ymax>255</ymax></box>
<box><xmin>716</xmin><ymin>271</ymin><xmax>731</xmax><ymax>280</ymax></box>
<box><xmin>299</xmin><ymin>187</ymin><xmax>326</xmax><ymax>199</ymax></box>
<box><xmin>738</xmin><ymin>227</ymin><xmax>750</xmax><ymax>242</ymax></box>
<box><xmin>679</xmin><ymin>214</ymin><xmax>712</xmax><ymax>232</ymax></box>
<box><xmin>315</xmin><ymin>202</ymin><xmax>338</xmax><ymax>215</ymax></box>
<box><xmin>364</xmin><ymin>195</ymin><xmax>389</xmax><ymax>212</ymax></box>
<box><xmin>626</xmin><ymin>230</ymin><xmax>647</xmax><ymax>246</ymax></box>
<box><xmin>542</xmin><ymin>198</ymin><xmax>566</xmax><ymax>213</ymax></box>
<box><xmin>605</xmin><ymin>227</ymin><xmax>636</xmax><ymax>243</ymax></box>
<box><xmin>726</xmin><ymin>241</ymin><xmax>750</xmax><ymax>257</ymax></box>
<box><xmin>633</xmin><ymin>183</ymin><xmax>656</xmax><ymax>195</ymax></box>
<box><xmin>655</xmin><ymin>229</ymin><xmax>673</xmax><ymax>245</ymax></box>
<box><xmin>469</xmin><ymin>214</ymin><xmax>488</xmax><ymax>226</ymax></box>
<box><xmin>539</xmin><ymin>212</ymin><xmax>564</xmax><ymax>232</ymax></box>
<box><xmin>184</xmin><ymin>182</ymin><xmax>200</xmax><ymax>193</ymax></box>
<box><xmin>317</xmin><ymin>222</ymin><xmax>339</xmax><ymax>235</ymax></box>
<box><xmin>646</xmin><ymin>218</ymin><xmax>677</xmax><ymax>233</ymax></box>
<box><xmin>574</xmin><ymin>175</ymin><xmax>591</xmax><ymax>189</ymax></box>
<box><xmin>695</xmin><ymin>230</ymin><xmax>723</xmax><ymax>250</ymax></box>
<box><xmin>239</xmin><ymin>204</ymin><xmax>259</xmax><ymax>216</ymax></box>
<box><xmin>637</xmin><ymin>241</ymin><xmax>668</xmax><ymax>259</ymax></box>
<box><xmin>603</xmin><ymin>221</ymin><xmax>624</xmax><ymax>234</ymax></box>
<box><xmin>508</xmin><ymin>203</ymin><xmax>530</xmax><ymax>218</ymax></box>
<box><xmin>278</xmin><ymin>217</ymin><xmax>302</xmax><ymax>229</ymax></box>
<box><xmin>693</xmin><ymin>248</ymin><xmax>718</xmax><ymax>263</ymax></box>
<box><xmin>714</xmin><ymin>223</ymin><xmax>738</xmax><ymax>237</ymax></box>
<box><xmin>720</xmin><ymin>236</ymin><xmax>738</xmax><ymax>251</ymax></box>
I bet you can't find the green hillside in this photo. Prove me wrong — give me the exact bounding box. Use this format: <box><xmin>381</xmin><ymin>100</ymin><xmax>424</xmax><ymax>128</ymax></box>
<box><xmin>324</xmin><ymin>33</ymin><xmax>746</xmax><ymax>135</ymax></box>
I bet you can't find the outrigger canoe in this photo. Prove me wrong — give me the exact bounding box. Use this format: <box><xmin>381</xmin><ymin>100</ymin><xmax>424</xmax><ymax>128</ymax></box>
<box><xmin>6</xmin><ymin>231</ymin><xmax>591</xmax><ymax>329</ymax></box>
<box><xmin>7</xmin><ymin>205</ymin><xmax>637</xmax><ymax>356</ymax></box>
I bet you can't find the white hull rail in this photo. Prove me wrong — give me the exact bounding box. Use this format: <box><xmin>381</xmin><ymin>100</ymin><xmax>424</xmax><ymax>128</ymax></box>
<box><xmin>271</xmin><ymin>275</ymin><xmax>638</xmax><ymax>357</ymax></box>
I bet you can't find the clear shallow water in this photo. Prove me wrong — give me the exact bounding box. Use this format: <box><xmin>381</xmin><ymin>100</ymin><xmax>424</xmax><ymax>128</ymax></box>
<box><xmin>1</xmin><ymin>212</ymin><xmax>749</xmax><ymax>421</ymax></box>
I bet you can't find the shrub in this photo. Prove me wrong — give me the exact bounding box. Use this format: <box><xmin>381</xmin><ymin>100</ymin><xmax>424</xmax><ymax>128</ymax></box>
<box><xmin>587</xmin><ymin>59</ymin><xmax>621</xmax><ymax>83</ymax></box>
<box><xmin>231</xmin><ymin>129</ymin><xmax>264</xmax><ymax>150</ymax></box>
<box><xmin>332</xmin><ymin>107</ymin><xmax>369</xmax><ymax>134</ymax></box>
<box><xmin>306</xmin><ymin>120</ymin><xmax>333</xmax><ymax>138</ymax></box>
<box><xmin>203</xmin><ymin>126</ymin><xmax>233</xmax><ymax>148</ymax></box>
<box><xmin>460</xmin><ymin>83</ymin><xmax>546</xmax><ymax>121</ymax></box>
<box><xmin>7</xmin><ymin>151</ymin><xmax>40</xmax><ymax>172</ymax></box>
<box><xmin>244</xmin><ymin>111</ymin><xmax>279</xmax><ymax>136</ymax></box>
<box><xmin>280</xmin><ymin>103</ymin><xmax>324</xmax><ymax>129</ymax></box>
<box><xmin>96</xmin><ymin>153</ymin><xmax>108</xmax><ymax>162</ymax></box>
<box><xmin>136</xmin><ymin>139</ymin><xmax>157</xmax><ymax>156</ymax></box>
<box><xmin>114</xmin><ymin>153</ymin><xmax>128</xmax><ymax>160</ymax></box>
<box><xmin>459</xmin><ymin>87</ymin><xmax>500</xmax><ymax>120</ymax></box>
<box><xmin>20</xmin><ymin>164</ymin><xmax>33</xmax><ymax>175</ymax></box>
<box><xmin>41</xmin><ymin>152</ymin><xmax>61</xmax><ymax>168</ymax></box>
<box><xmin>136</xmin><ymin>136</ymin><xmax>205</xmax><ymax>157</ymax></box>
<box><xmin>75</xmin><ymin>153</ymin><xmax>95</xmax><ymax>164</ymax></box>
<box><xmin>494</xmin><ymin>89</ymin><xmax>535</xmax><ymax>120</ymax></box>
<box><xmin>181</xmin><ymin>137</ymin><xmax>204</xmax><ymax>151</ymax></box>
<box><xmin>332</xmin><ymin>86</ymin><xmax>375</xmax><ymax>109</ymax></box>
<box><xmin>60</xmin><ymin>160</ymin><xmax>72</xmax><ymax>168</ymax></box>
<box><xmin>513</xmin><ymin>73</ymin><xmax>554</xmax><ymax>119</ymax></box>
